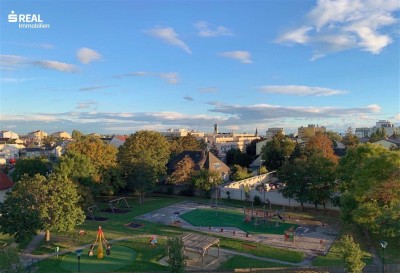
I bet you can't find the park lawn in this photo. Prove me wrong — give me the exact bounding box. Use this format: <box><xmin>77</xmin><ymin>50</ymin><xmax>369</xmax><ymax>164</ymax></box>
<box><xmin>370</xmin><ymin>233</ymin><xmax>400</xmax><ymax>264</ymax></box>
<box><xmin>312</xmin><ymin>222</ymin><xmax>372</xmax><ymax>266</ymax></box>
<box><xmin>219</xmin><ymin>237</ymin><xmax>305</xmax><ymax>263</ymax></box>
<box><xmin>180</xmin><ymin>208</ymin><xmax>297</xmax><ymax>235</ymax></box>
<box><xmin>36</xmin><ymin>237</ymin><xmax>168</xmax><ymax>273</ymax></box>
<box><xmin>218</xmin><ymin>255</ymin><xmax>293</xmax><ymax>269</ymax></box>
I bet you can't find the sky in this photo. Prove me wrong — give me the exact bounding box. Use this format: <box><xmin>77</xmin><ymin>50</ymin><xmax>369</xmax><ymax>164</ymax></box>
<box><xmin>0</xmin><ymin>0</ymin><xmax>399</xmax><ymax>135</ymax></box>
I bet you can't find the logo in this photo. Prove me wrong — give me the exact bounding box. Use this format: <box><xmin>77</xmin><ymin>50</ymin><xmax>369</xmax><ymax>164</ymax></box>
<box><xmin>8</xmin><ymin>10</ymin><xmax>50</xmax><ymax>29</ymax></box>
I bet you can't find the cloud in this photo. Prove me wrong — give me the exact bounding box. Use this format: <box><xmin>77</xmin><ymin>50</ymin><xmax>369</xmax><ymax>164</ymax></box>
<box><xmin>146</xmin><ymin>27</ymin><xmax>192</xmax><ymax>54</ymax></box>
<box><xmin>76</xmin><ymin>47</ymin><xmax>102</xmax><ymax>64</ymax></box>
<box><xmin>258</xmin><ymin>85</ymin><xmax>348</xmax><ymax>96</ymax></box>
<box><xmin>114</xmin><ymin>71</ymin><xmax>180</xmax><ymax>84</ymax></box>
<box><xmin>195</xmin><ymin>21</ymin><xmax>233</xmax><ymax>37</ymax></box>
<box><xmin>219</xmin><ymin>51</ymin><xmax>252</xmax><ymax>64</ymax></box>
<box><xmin>183</xmin><ymin>96</ymin><xmax>194</xmax><ymax>101</ymax></box>
<box><xmin>75</xmin><ymin>101</ymin><xmax>98</xmax><ymax>110</ymax></box>
<box><xmin>0</xmin><ymin>54</ymin><xmax>27</xmax><ymax>70</ymax></box>
<box><xmin>199</xmin><ymin>87</ymin><xmax>218</xmax><ymax>93</ymax></box>
<box><xmin>79</xmin><ymin>85</ymin><xmax>114</xmax><ymax>91</ymax></box>
<box><xmin>33</xmin><ymin>60</ymin><xmax>77</xmax><ymax>73</ymax></box>
<box><xmin>276</xmin><ymin>0</ymin><xmax>400</xmax><ymax>59</ymax></box>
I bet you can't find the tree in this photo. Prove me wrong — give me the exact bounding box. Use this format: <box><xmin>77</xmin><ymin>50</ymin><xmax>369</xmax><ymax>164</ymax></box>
<box><xmin>167</xmin><ymin>236</ymin><xmax>186</xmax><ymax>273</ymax></box>
<box><xmin>168</xmin><ymin>155</ymin><xmax>195</xmax><ymax>185</ymax></box>
<box><xmin>342</xmin><ymin>127</ymin><xmax>359</xmax><ymax>148</ymax></box>
<box><xmin>369</xmin><ymin>128</ymin><xmax>386</xmax><ymax>143</ymax></box>
<box><xmin>305</xmin><ymin>133</ymin><xmax>338</xmax><ymax>163</ymax></box>
<box><xmin>191</xmin><ymin>169</ymin><xmax>222</xmax><ymax>192</ymax></box>
<box><xmin>118</xmin><ymin>131</ymin><xmax>170</xmax><ymax>203</ymax></box>
<box><xmin>339</xmin><ymin>144</ymin><xmax>400</xmax><ymax>237</ymax></box>
<box><xmin>209</xmin><ymin>143</ymin><xmax>220</xmax><ymax>158</ymax></box>
<box><xmin>246</xmin><ymin>138</ymin><xmax>263</xmax><ymax>158</ymax></box>
<box><xmin>278</xmin><ymin>161</ymin><xmax>309</xmax><ymax>211</ymax></box>
<box><xmin>0</xmin><ymin>246</ymin><xmax>22</xmax><ymax>272</ymax></box>
<box><xmin>71</xmin><ymin>130</ymin><xmax>84</xmax><ymax>140</ymax></box>
<box><xmin>0</xmin><ymin>174</ymin><xmax>85</xmax><ymax>243</ymax></box>
<box><xmin>261</xmin><ymin>133</ymin><xmax>295</xmax><ymax>171</ymax></box>
<box><xmin>169</xmin><ymin>134</ymin><xmax>206</xmax><ymax>159</ymax></box>
<box><xmin>338</xmin><ymin>235</ymin><xmax>365</xmax><ymax>273</ymax></box>
<box><xmin>11</xmin><ymin>158</ymin><xmax>50</xmax><ymax>182</ymax></box>
<box><xmin>225</xmin><ymin>148</ymin><xmax>252</xmax><ymax>167</ymax></box>
<box><xmin>230</xmin><ymin>165</ymin><xmax>252</xmax><ymax>181</ymax></box>
<box><xmin>326</xmin><ymin>130</ymin><xmax>342</xmax><ymax>145</ymax></box>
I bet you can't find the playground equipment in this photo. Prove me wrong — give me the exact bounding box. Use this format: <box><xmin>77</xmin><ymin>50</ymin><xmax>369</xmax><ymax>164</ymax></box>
<box><xmin>109</xmin><ymin>197</ymin><xmax>131</xmax><ymax>213</ymax></box>
<box><xmin>88</xmin><ymin>226</ymin><xmax>111</xmax><ymax>258</ymax></box>
<box><xmin>284</xmin><ymin>226</ymin><xmax>296</xmax><ymax>245</ymax></box>
<box><xmin>243</xmin><ymin>205</ymin><xmax>274</xmax><ymax>228</ymax></box>
<box><xmin>87</xmin><ymin>204</ymin><xmax>104</xmax><ymax>221</ymax></box>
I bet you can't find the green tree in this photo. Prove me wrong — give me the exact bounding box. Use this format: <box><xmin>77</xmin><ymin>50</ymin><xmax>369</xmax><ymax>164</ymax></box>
<box><xmin>168</xmin><ymin>155</ymin><xmax>195</xmax><ymax>185</ymax></box>
<box><xmin>226</xmin><ymin>148</ymin><xmax>252</xmax><ymax>167</ymax></box>
<box><xmin>369</xmin><ymin>128</ymin><xmax>387</xmax><ymax>142</ymax></box>
<box><xmin>278</xmin><ymin>161</ymin><xmax>309</xmax><ymax>211</ymax></box>
<box><xmin>339</xmin><ymin>144</ymin><xmax>400</xmax><ymax>237</ymax></box>
<box><xmin>11</xmin><ymin>158</ymin><xmax>50</xmax><ymax>182</ymax></box>
<box><xmin>326</xmin><ymin>130</ymin><xmax>342</xmax><ymax>146</ymax></box>
<box><xmin>191</xmin><ymin>169</ymin><xmax>222</xmax><ymax>192</ymax></box>
<box><xmin>169</xmin><ymin>134</ymin><xmax>206</xmax><ymax>159</ymax></box>
<box><xmin>118</xmin><ymin>131</ymin><xmax>170</xmax><ymax>203</ymax></box>
<box><xmin>71</xmin><ymin>130</ymin><xmax>84</xmax><ymax>140</ymax></box>
<box><xmin>0</xmin><ymin>174</ymin><xmax>85</xmax><ymax>243</ymax></box>
<box><xmin>342</xmin><ymin>127</ymin><xmax>359</xmax><ymax>148</ymax></box>
<box><xmin>0</xmin><ymin>246</ymin><xmax>22</xmax><ymax>273</ymax></box>
<box><xmin>338</xmin><ymin>235</ymin><xmax>365</xmax><ymax>273</ymax></box>
<box><xmin>230</xmin><ymin>165</ymin><xmax>252</xmax><ymax>181</ymax></box>
<box><xmin>261</xmin><ymin>133</ymin><xmax>295</xmax><ymax>170</ymax></box>
<box><xmin>167</xmin><ymin>236</ymin><xmax>186</xmax><ymax>273</ymax></box>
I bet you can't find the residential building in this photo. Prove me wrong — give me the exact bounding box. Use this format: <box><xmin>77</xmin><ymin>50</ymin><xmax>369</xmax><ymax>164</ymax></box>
<box><xmin>27</xmin><ymin>130</ymin><xmax>48</xmax><ymax>142</ymax></box>
<box><xmin>355</xmin><ymin>127</ymin><xmax>372</xmax><ymax>138</ymax></box>
<box><xmin>19</xmin><ymin>147</ymin><xmax>44</xmax><ymax>158</ymax></box>
<box><xmin>51</xmin><ymin>131</ymin><xmax>72</xmax><ymax>139</ymax></box>
<box><xmin>298</xmin><ymin>124</ymin><xmax>326</xmax><ymax>139</ymax></box>
<box><xmin>167</xmin><ymin>150</ymin><xmax>230</xmax><ymax>181</ymax></box>
<box><xmin>109</xmin><ymin>135</ymin><xmax>127</xmax><ymax>148</ymax></box>
<box><xmin>0</xmin><ymin>173</ymin><xmax>13</xmax><ymax>203</ymax></box>
<box><xmin>0</xmin><ymin>130</ymin><xmax>19</xmax><ymax>139</ymax></box>
<box><xmin>372</xmin><ymin>139</ymin><xmax>400</xmax><ymax>150</ymax></box>
<box><xmin>0</xmin><ymin>144</ymin><xmax>23</xmax><ymax>162</ymax></box>
<box><xmin>373</xmin><ymin>120</ymin><xmax>399</xmax><ymax>137</ymax></box>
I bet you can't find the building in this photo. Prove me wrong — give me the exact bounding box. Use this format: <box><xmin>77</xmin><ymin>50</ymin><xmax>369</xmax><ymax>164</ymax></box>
<box><xmin>355</xmin><ymin>127</ymin><xmax>372</xmax><ymax>138</ymax></box>
<box><xmin>0</xmin><ymin>144</ymin><xmax>23</xmax><ymax>163</ymax></box>
<box><xmin>51</xmin><ymin>131</ymin><xmax>72</xmax><ymax>139</ymax></box>
<box><xmin>27</xmin><ymin>130</ymin><xmax>48</xmax><ymax>142</ymax></box>
<box><xmin>109</xmin><ymin>135</ymin><xmax>127</xmax><ymax>148</ymax></box>
<box><xmin>0</xmin><ymin>173</ymin><xmax>13</xmax><ymax>203</ymax></box>
<box><xmin>265</xmin><ymin>128</ymin><xmax>285</xmax><ymax>140</ymax></box>
<box><xmin>373</xmin><ymin>120</ymin><xmax>399</xmax><ymax>137</ymax></box>
<box><xmin>167</xmin><ymin>150</ymin><xmax>230</xmax><ymax>181</ymax></box>
<box><xmin>297</xmin><ymin>124</ymin><xmax>326</xmax><ymax>139</ymax></box>
<box><xmin>0</xmin><ymin>130</ymin><xmax>19</xmax><ymax>140</ymax></box>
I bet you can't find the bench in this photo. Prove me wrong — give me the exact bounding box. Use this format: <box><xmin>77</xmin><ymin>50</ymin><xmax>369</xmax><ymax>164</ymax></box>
<box><xmin>242</xmin><ymin>243</ymin><xmax>257</xmax><ymax>250</ymax></box>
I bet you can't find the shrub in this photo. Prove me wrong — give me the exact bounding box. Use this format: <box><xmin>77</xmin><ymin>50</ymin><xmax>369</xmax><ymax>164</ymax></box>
<box><xmin>253</xmin><ymin>195</ymin><xmax>261</xmax><ymax>206</ymax></box>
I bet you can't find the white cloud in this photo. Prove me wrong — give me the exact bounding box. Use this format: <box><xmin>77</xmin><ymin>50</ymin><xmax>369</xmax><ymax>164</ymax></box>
<box><xmin>259</xmin><ymin>85</ymin><xmax>348</xmax><ymax>96</ymax></box>
<box><xmin>76</xmin><ymin>47</ymin><xmax>102</xmax><ymax>64</ymax></box>
<box><xmin>146</xmin><ymin>27</ymin><xmax>192</xmax><ymax>54</ymax></box>
<box><xmin>34</xmin><ymin>60</ymin><xmax>77</xmax><ymax>73</ymax></box>
<box><xmin>195</xmin><ymin>21</ymin><xmax>233</xmax><ymax>37</ymax></box>
<box><xmin>114</xmin><ymin>71</ymin><xmax>180</xmax><ymax>84</ymax></box>
<box><xmin>277</xmin><ymin>0</ymin><xmax>400</xmax><ymax>58</ymax></box>
<box><xmin>218</xmin><ymin>51</ymin><xmax>252</xmax><ymax>64</ymax></box>
<box><xmin>76</xmin><ymin>101</ymin><xmax>98</xmax><ymax>110</ymax></box>
<box><xmin>0</xmin><ymin>54</ymin><xmax>27</xmax><ymax>70</ymax></box>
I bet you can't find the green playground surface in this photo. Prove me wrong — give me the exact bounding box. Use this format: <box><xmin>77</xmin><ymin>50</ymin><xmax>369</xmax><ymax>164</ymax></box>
<box><xmin>180</xmin><ymin>208</ymin><xmax>297</xmax><ymax>234</ymax></box>
<box><xmin>59</xmin><ymin>245</ymin><xmax>136</xmax><ymax>272</ymax></box>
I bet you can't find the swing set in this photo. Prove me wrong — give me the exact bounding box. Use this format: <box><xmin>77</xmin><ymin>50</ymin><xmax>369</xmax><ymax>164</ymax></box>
<box><xmin>108</xmin><ymin>197</ymin><xmax>131</xmax><ymax>213</ymax></box>
<box><xmin>88</xmin><ymin>226</ymin><xmax>112</xmax><ymax>258</ymax></box>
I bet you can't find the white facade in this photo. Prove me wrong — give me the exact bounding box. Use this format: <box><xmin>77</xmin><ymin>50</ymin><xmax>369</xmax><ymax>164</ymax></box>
<box><xmin>355</xmin><ymin>127</ymin><xmax>372</xmax><ymax>138</ymax></box>
<box><xmin>0</xmin><ymin>144</ymin><xmax>23</xmax><ymax>162</ymax></box>
<box><xmin>373</xmin><ymin>120</ymin><xmax>399</xmax><ymax>137</ymax></box>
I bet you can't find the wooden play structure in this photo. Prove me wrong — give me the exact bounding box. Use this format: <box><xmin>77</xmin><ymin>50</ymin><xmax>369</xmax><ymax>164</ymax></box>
<box><xmin>243</xmin><ymin>206</ymin><xmax>287</xmax><ymax>228</ymax></box>
<box><xmin>88</xmin><ymin>226</ymin><xmax>111</xmax><ymax>258</ymax></box>
<box><xmin>180</xmin><ymin>233</ymin><xmax>220</xmax><ymax>266</ymax></box>
<box><xmin>108</xmin><ymin>197</ymin><xmax>131</xmax><ymax>213</ymax></box>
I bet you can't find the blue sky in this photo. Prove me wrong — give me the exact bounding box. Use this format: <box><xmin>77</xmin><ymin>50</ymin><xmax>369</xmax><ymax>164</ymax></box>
<box><xmin>1</xmin><ymin>0</ymin><xmax>399</xmax><ymax>135</ymax></box>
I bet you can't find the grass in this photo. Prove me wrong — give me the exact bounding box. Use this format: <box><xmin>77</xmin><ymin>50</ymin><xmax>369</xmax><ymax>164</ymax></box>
<box><xmin>312</xmin><ymin>222</ymin><xmax>372</xmax><ymax>266</ymax></box>
<box><xmin>219</xmin><ymin>236</ymin><xmax>305</xmax><ymax>263</ymax></box>
<box><xmin>219</xmin><ymin>255</ymin><xmax>293</xmax><ymax>269</ymax></box>
<box><xmin>370</xmin><ymin>232</ymin><xmax>400</xmax><ymax>264</ymax></box>
<box><xmin>180</xmin><ymin>208</ymin><xmax>297</xmax><ymax>234</ymax></box>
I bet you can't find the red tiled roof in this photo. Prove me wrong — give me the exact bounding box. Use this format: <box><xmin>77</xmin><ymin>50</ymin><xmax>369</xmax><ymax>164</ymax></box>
<box><xmin>0</xmin><ymin>173</ymin><xmax>13</xmax><ymax>190</ymax></box>
<box><xmin>115</xmin><ymin>135</ymin><xmax>127</xmax><ymax>142</ymax></box>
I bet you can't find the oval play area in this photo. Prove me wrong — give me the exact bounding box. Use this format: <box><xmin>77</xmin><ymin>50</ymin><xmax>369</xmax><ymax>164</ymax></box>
<box><xmin>59</xmin><ymin>245</ymin><xmax>136</xmax><ymax>272</ymax></box>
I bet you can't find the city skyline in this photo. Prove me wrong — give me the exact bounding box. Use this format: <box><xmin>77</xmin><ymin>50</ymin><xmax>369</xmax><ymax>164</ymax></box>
<box><xmin>1</xmin><ymin>0</ymin><xmax>399</xmax><ymax>135</ymax></box>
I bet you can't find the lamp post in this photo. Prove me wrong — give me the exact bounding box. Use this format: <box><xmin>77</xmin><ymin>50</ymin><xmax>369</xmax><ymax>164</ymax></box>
<box><xmin>259</xmin><ymin>159</ymin><xmax>265</xmax><ymax>203</ymax></box>
<box><xmin>76</xmin><ymin>249</ymin><xmax>82</xmax><ymax>272</ymax></box>
<box><xmin>380</xmin><ymin>241</ymin><xmax>387</xmax><ymax>273</ymax></box>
